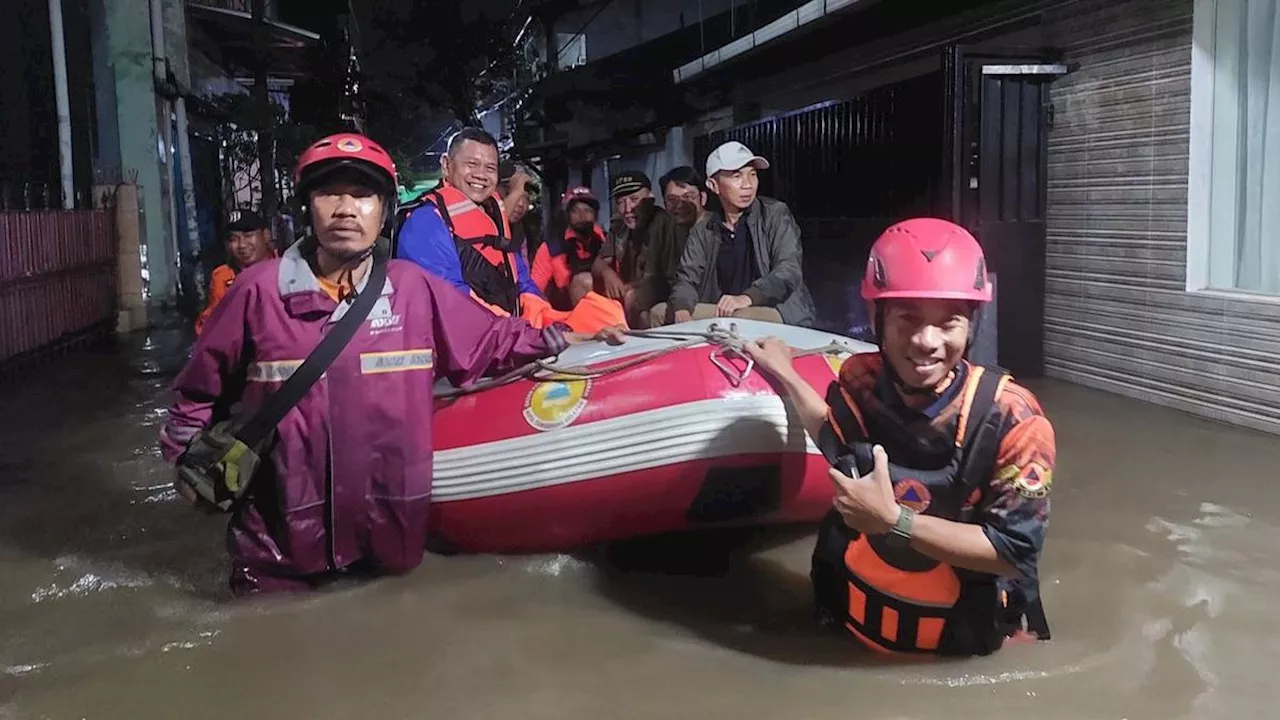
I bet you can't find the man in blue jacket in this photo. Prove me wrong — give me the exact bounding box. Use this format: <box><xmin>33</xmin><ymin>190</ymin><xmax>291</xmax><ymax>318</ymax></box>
<box><xmin>395</xmin><ymin>127</ymin><xmax>626</xmax><ymax>332</ymax></box>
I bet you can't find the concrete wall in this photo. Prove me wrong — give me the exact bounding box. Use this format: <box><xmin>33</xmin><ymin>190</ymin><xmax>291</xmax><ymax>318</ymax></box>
<box><xmin>1040</xmin><ymin>0</ymin><xmax>1280</xmax><ymax>434</ymax></box>
<box><xmin>555</xmin><ymin>0</ymin><xmax>735</xmax><ymax>64</ymax></box>
<box><xmin>595</xmin><ymin>127</ymin><xmax>695</xmax><ymax>226</ymax></box>
<box><xmin>662</xmin><ymin>0</ymin><xmax>1280</xmax><ymax>433</ymax></box>
<box><xmin>99</xmin><ymin>0</ymin><xmax>173</xmax><ymax>303</ymax></box>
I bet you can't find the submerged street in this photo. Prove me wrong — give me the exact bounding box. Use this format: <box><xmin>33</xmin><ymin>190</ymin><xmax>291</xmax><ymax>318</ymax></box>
<box><xmin>1</xmin><ymin>323</ymin><xmax>1278</xmax><ymax>719</ymax></box>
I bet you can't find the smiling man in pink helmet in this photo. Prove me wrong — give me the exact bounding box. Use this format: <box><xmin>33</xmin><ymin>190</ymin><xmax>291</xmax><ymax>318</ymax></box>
<box><xmin>745</xmin><ymin>217</ymin><xmax>1056</xmax><ymax>657</ymax></box>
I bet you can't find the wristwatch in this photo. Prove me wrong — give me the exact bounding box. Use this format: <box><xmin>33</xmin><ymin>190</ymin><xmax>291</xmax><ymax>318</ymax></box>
<box><xmin>884</xmin><ymin>505</ymin><xmax>915</xmax><ymax>550</ymax></box>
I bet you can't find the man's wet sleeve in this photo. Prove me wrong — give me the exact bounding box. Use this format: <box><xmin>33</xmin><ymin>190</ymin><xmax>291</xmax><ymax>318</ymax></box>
<box><xmin>159</xmin><ymin>278</ymin><xmax>252</xmax><ymax>464</ymax></box>
<box><xmin>744</xmin><ymin>202</ymin><xmax>804</xmax><ymax>307</ymax></box>
<box><xmin>979</xmin><ymin>413</ymin><xmax>1056</xmax><ymax>579</ymax></box>
<box><xmin>424</xmin><ymin>269</ymin><xmax>566</xmax><ymax>387</ymax></box>
<box><xmin>669</xmin><ymin>224</ymin><xmax>711</xmax><ymax>313</ymax></box>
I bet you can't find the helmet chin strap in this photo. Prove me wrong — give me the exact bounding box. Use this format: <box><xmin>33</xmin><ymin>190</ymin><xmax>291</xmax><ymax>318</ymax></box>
<box><xmin>871</xmin><ymin>302</ymin><xmax>966</xmax><ymax>399</ymax></box>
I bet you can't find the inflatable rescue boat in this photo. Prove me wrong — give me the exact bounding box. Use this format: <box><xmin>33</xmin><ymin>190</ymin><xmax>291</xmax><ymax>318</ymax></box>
<box><xmin>430</xmin><ymin>318</ymin><xmax>877</xmax><ymax>553</ymax></box>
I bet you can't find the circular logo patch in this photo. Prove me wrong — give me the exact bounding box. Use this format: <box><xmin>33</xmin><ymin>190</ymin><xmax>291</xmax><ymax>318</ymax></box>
<box><xmin>893</xmin><ymin>478</ymin><xmax>932</xmax><ymax>512</ymax></box>
<box><xmin>336</xmin><ymin>137</ymin><xmax>363</xmax><ymax>153</ymax></box>
<box><xmin>1013</xmin><ymin>463</ymin><xmax>1052</xmax><ymax>499</ymax></box>
<box><xmin>523</xmin><ymin>377</ymin><xmax>592</xmax><ymax>431</ymax></box>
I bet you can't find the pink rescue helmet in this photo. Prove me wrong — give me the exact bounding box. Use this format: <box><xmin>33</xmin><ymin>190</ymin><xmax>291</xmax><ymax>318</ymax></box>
<box><xmin>861</xmin><ymin>218</ymin><xmax>992</xmax><ymax>303</ymax></box>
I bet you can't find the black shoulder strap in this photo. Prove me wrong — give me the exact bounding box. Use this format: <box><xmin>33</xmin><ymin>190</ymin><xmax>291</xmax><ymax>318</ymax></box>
<box><xmin>234</xmin><ymin>257</ymin><xmax>387</xmax><ymax>449</ymax></box>
<box><xmin>391</xmin><ymin>190</ymin><xmax>434</xmax><ymax>254</ymax></box>
<box><xmin>817</xmin><ymin>380</ymin><xmax>864</xmax><ymax>471</ymax></box>
<box><xmin>951</xmin><ymin>367</ymin><xmax>1007</xmax><ymax>502</ymax></box>
<box><xmin>958</xmin><ymin>366</ymin><xmax>1005</xmax><ymax>456</ymax></box>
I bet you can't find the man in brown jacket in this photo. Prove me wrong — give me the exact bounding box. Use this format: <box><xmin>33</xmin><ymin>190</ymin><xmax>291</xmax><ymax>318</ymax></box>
<box><xmin>652</xmin><ymin>142</ymin><xmax>816</xmax><ymax>327</ymax></box>
<box><xmin>593</xmin><ymin>170</ymin><xmax>681</xmax><ymax>327</ymax></box>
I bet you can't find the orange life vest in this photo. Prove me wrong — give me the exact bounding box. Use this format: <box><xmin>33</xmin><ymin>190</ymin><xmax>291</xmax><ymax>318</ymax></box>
<box><xmin>811</xmin><ymin>365</ymin><xmax>1050</xmax><ymax>656</ymax></box>
<box><xmin>194</xmin><ymin>264</ymin><xmax>238</xmax><ymax>336</ymax></box>
<box><xmin>422</xmin><ymin>184</ymin><xmax>524</xmax><ymax>315</ymax></box>
<box><xmin>418</xmin><ymin>184</ymin><xmax>628</xmax><ymax>334</ymax></box>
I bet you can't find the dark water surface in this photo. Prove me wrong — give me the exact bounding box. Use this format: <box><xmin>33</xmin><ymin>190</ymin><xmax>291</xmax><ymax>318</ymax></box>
<box><xmin>2</xmin><ymin>323</ymin><xmax>1278</xmax><ymax>719</ymax></box>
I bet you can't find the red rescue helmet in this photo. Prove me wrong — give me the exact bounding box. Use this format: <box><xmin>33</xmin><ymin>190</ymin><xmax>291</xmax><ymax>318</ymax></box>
<box><xmin>861</xmin><ymin>218</ymin><xmax>992</xmax><ymax>303</ymax></box>
<box><xmin>560</xmin><ymin>186</ymin><xmax>600</xmax><ymax>212</ymax></box>
<box><xmin>295</xmin><ymin>133</ymin><xmax>398</xmax><ymax>198</ymax></box>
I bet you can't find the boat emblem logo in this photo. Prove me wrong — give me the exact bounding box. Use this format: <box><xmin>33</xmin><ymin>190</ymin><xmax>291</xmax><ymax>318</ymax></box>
<box><xmin>523</xmin><ymin>376</ymin><xmax>593</xmax><ymax>431</ymax></box>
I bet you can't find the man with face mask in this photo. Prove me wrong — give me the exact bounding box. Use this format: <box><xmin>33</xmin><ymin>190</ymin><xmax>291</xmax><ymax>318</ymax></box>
<box><xmin>653</xmin><ymin>141</ymin><xmax>815</xmax><ymax>327</ymax></box>
<box><xmin>743</xmin><ymin>218</ymin><xmax>1055</xmax><ymax>657</ymax></box>
<box><xmin>531</xmin><ymin>187</ymin><xmax>607</xmax><ymax>310</ymax></box>
<box><xmin>160</xmin><ymin>132</ymin><xmax>624</xmax><ymax>595</ymax></box>
<box><xmin>395</xmin><ymin>127</ymin><xmax>625</xmax><ymax>334</ymax></box>
<box><xmin>640</xmin><ymin>166</ymin><xmax>708</xmax><ymax>326</ymax></box>
<box><xmin>593</xmin><ymin>171</ymin><xmax>680</xmax><ymax>327</ymax></box>
<box><xmin>194</xmin><ymin>210</ymin><xmax>275</xmax><ymax>335</ymax></box>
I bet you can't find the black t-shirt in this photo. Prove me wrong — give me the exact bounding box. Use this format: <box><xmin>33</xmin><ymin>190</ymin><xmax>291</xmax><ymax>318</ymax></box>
<box><xmin>715</xmin><ymin>214</ymin><xmax>759</xmax><ymax>297</ymax></box>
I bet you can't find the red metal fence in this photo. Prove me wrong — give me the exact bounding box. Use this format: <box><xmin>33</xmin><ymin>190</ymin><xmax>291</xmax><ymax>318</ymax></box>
<box><xmin>0</xmin><ymin>210</ymin><xmax>117</xmax><ymax>367</ymax></box>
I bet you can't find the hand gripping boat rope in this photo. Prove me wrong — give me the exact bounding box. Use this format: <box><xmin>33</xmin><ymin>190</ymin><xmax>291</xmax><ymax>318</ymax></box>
<box><xmin>434</xmin><ymin>322</ymin><xmax>853</xmax><ymax>400</ymax></box>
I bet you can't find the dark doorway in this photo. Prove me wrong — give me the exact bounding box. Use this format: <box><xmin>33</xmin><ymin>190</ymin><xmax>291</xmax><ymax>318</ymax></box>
<box><xmin>691</xmin><ymin>50</ymin><xmax>1062</xmax><ymax>367</ymax></box>
<box><xmin>944</xmin><ymin>47</ymin><xmax>1067</xmax><ymax>378</ymax></box>
<box><xmin>694</xmin><ymin>73</ymin><xmax>946</xmax><ymax>339</ymax></box>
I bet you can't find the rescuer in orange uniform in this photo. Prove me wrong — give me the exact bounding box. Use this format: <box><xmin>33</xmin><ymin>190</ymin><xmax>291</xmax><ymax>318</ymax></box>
<box><xmin>744</xmin><ymin>217</ymin><xmax>1055</xmax><ymax>656</ymax></box>
<box><xmin>195</xmin><ymin>210</ymin><xmax>275</xmax><ymax>335</ymax></box>
<box><xmin>395</xmin><ymin>127</ymin><xmax>625</xmax><ymax>334</ymax></box>
<box><xmin>531</xmin><ymin>186</ymin><xmax>608</xmax><ymax>310</ymax></box>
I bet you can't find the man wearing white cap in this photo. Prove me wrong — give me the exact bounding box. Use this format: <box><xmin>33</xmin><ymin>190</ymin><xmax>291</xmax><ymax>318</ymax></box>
<box><xmin>653</xmin><ymin>141</ymin><xmax>815</xmax><ymax>327</ymax></box>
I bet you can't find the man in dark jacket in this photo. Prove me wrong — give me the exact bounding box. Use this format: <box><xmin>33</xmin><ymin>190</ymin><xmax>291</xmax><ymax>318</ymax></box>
<box><xmin>652</xmin><ymin>141</ymin><xmax>815</xmax><ymax>327</ymax></box>
<box><xmin>593</xmin><ymin>171</ymin><xmax>681</xmax><ymax>327</ymax></box>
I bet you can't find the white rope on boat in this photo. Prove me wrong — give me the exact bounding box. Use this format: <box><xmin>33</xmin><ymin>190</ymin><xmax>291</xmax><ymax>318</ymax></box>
<box><xmin>434</xmin><ymin>322</ymin><xmax>848</xmax><ymax>399</ymax></box>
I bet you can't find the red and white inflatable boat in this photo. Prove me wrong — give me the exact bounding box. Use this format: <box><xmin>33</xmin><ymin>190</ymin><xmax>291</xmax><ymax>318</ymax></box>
<box><xmin>429</xmin><ymin>318</ymin><xmax>876</xmax><ymax>553</ymax></box>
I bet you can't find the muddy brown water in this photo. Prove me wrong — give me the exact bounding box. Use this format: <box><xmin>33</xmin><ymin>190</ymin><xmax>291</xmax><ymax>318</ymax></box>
<box><xmin>2</xmin><ymin>323</ymin><xmax>1279</xmax><ymax>719</ymax></box>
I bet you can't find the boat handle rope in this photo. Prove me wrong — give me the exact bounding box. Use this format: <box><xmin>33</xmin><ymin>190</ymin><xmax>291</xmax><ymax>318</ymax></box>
<box><xmin>433</xmin><ymin>323</ymin><xmax>855</xmax><ymax>400</ymax></box>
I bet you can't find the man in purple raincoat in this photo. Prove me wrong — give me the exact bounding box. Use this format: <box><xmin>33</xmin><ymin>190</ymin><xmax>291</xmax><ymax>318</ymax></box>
<box><xmin>160</xmin><ymin>133</ymin><xmax>622</xmax><ymax>595</ymax></box>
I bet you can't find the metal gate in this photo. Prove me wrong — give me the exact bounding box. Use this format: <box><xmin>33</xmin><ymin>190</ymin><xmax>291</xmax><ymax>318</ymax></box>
<box><xmin>693</xmin><ymin>72</ymin><xmax>947</xmax><ymax>336</ymax></box>
<box><xmin>0</xmin><ymin>210</ymin><xmax>117</xmax><ymax>372</ymax></box>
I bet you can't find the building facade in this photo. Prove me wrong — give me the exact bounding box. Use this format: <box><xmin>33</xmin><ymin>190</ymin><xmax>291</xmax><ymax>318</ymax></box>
<box><xmin>520</xmin><ymin>0</ymin><xmax>1280</xmax><ymax>434</ymax></box>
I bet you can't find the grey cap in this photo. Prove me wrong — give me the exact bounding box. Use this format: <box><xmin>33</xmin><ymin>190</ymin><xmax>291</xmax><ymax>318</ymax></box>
<box><xmin>705</xmin><ymin>141</ymin><xmax>770</xmax><ymax>178</ymax></box>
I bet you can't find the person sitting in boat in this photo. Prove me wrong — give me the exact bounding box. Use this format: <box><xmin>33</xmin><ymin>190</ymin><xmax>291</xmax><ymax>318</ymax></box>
<box><xmin>531</xmin><ymin>187</ymin><xmax>607</xmax><ymax>311</ymax></box>
<box><xmin>743</xmin><ymin>218</ymin><xmax>1055</xmax><ymax>657</ymax></box>
<box><xmin>395</xmin><ymin>127</ymin><xmax>626</xmax><ymax>334</ymax></box>
<box><xmin>498</xmin><ymin>160</ymin><xmax>539</xmax><ymax>265</ymax></box>
<box><xmin>592</xmin><ymin>171</ymin><xmax>679</xmax><ymax>327</ymax></box>
<box><xmin>160</xmin><ymin>132</ymin><xmax>624</xmax><ymax>596</ymax></box>
<box><xmin>194</xmin><ymin>209</ymin><xmax>275</xmax><ymax>335</ymax></box>
<box><xmin>638</xmin><ymin>166</ymin><xmax>707</xmax><ymax>327</ymax></box>
<box><xmin>652</xmin><ymin>141</ymin><xmax>816</xmax><ymax>328</ymax></box>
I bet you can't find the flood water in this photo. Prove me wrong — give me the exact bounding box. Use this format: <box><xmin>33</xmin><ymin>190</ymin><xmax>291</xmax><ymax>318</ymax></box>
<box><xmin>2</xmin><ymin>321</ymin><xmax>1279</xmax><ymax>719</ymax></box>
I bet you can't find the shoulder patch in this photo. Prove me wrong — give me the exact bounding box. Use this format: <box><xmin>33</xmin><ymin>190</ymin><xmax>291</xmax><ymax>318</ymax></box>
<box><xmin>995</xmin><ymin>462</ymin><xmax>1052</xmax><ymax>499</ymax></box>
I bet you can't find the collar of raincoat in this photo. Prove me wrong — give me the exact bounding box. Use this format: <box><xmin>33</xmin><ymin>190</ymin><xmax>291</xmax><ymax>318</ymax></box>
<box><xmin>276</xmin><ymin>239</ymin><xmax>394</xmax><ymax>322</ymax></box>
